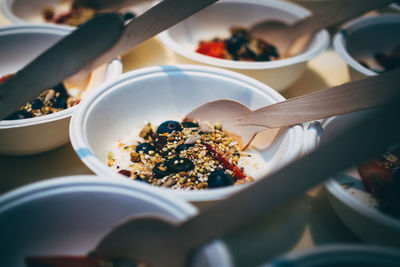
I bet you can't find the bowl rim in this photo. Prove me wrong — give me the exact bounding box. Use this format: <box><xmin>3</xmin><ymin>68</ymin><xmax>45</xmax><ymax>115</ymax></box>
<box><xmin>157</xmin><ymin>0</ymin><xmax>330</xmax><ymax>70</ymax></box>
<box><xmin>333</xmin><ymin>13</ymin><xmax>400</xmax><ymax>77</ymax></box>
<box><xmin>2</xmin><ymin>0</ymin><xmax>30</xmax><ymax>24</ymax></box>
<box><xmin>0</xmin><ymin>174</ymin><xmax>233</xmax><ymax>267</ymax></box>
<box><xmin>0</xmin><ymin>174</ymin><xmax>198</xmax><ymax>215</ymax></box>
<box><xmin>319</xmin><ymin>117</ymin><xmax>400</xmax><ymax>232</ymax></box>
<box><xmin>69</xmin><ymin>64</ymin><xmax>305</xmax><ymax>202</ymax></box>
<box><xmin>0</xmin><ymin>24</ymin><xmax>122</xmax><ymax>129</ymax></box>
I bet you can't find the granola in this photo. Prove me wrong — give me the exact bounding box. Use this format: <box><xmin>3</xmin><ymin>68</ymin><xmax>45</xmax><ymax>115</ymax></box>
<box><xmin>107</xmin><ymin>120</ymin><xmax>254</xmax><ymax>190</ymax></box>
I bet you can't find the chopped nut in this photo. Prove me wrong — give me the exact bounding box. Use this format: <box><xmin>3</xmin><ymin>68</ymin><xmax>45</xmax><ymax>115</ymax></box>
<box><xmin>199</xmin><ymin>121</ymin><xmax>213</xmax><ymax>133</ymax></box>
<box><xmin>130</xmin><ymin>152</ymin><xmax>141</xmax><ymax>162</ymax></box>
<box><xmin>184</xmin><ymin>134</ymin><xmax>201</xmax><ymax>144</ymax></box>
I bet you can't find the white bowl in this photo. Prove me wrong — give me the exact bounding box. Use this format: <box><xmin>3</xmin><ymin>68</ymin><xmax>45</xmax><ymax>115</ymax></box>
<box><xmin>0</xmin><ymin>175</ymin><xmax>232</xmax><ymax>267</ymax></box>
<box><xmin>303</xmin><ymin>112</ymin><xmax>400</xmax><ymax>247</ymax></box>
<box><xmin>390</xmin><ymin>3</ymin><xmax>400</xmax><ymax>12</ymax></box>
<box><xmin>158</xmin><ymin>0</ymin><xmax>329</xmax><ymax>92</ymax></box>
<box><xmin>333</xmin><ymin>14</ymin><xmax>400</xmax><ymax>80</ymax></box>
<box><xmin>2</xmin><ymin>0</ymin><xmax>156</xmax><ymax>25</ymax></box>
<box><xmin>0</xmin><ymin>24</ymin><xmax>122</xmax><ymax>155</ymax></box>
<box><xmin>70</xmin><ymin>65</ymin><xmax>306</xmax><ymax>203</ymax></box>
<box><xmin>261</xmin><ymin>244</ymin><xmax>400</xmax><ymax>266</ymax></box>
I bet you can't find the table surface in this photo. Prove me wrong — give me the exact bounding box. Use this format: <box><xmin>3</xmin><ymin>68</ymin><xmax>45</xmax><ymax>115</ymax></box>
<box><xmin>0</xmin><ymin>1</ymin><xmax>370</xmax><ymax>266</ymax></box>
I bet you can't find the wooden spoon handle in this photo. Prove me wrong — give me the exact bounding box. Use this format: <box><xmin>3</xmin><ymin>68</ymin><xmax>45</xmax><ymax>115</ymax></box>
<box><xmin>239</xmin><ymin>69</ymin><xmax>400</xmax><ymax>128</ymax></box>
<box><xmin>289</xmin><ymin>0</ymin><xmax>396</xmax><ymax>37</ymax></box>
<box><xmin>178</xmin><ymin>95</ymin><xmax>400</xmax><ymax>251</ymax></box>
<box><xmin>82</xmin><ymin>0</ymin><xmax>218</xmax><ymax>73</ymax></box>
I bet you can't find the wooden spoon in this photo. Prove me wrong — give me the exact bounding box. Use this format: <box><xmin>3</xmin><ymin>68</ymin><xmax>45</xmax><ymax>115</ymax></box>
<box><xmin>186</xmin><ymin>69</ymin><xmax>400</xmax><ymax>150</ymax></box>
<box><xmin>93</xmin><ymin>99</ymin><xmax>400</xmax><ymax>267</ymax></box>
<box><xmin>69</xmin><ymin>0</ymin><xmax>218</xmax><ymax>89</ymax></box>
<box><xmin>250</xmin><ymin>0</ymin><xmax>396</xmax><ymax>57</ymax></box>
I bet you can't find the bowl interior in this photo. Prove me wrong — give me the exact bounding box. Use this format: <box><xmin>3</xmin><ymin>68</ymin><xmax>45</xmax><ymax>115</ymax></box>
<box><xmin>167</xmin><ymin>0</ymin><xmax>302</xmax><ymax>51</ymax></box>
<box><xmin>337</xmin><ymin>15</ymin><xmax>400</xmax><ymax>75</ymax></box>
<box><xmin>158</xmin><ymin>0</ymin><xmax>328</xmax><ymax>69</ymax></box>
<box><xmin>3</xmin><ymin>0</ymin><xmax>156</xmax><ymax>24</ymax></box>
<box><xmin>72</xmin><ymin>66</ymin><xmax>304</xmax><ymax>200</ymax></box>
<box><xmin>321</xmin><ymin>111</ymin><xmax>400</xmax><ymax>242</ymax></box>
<box><xmin>0</xmin><ymin>25</ymin><xmax>69</xmax><ymax>77</ymax></box>
<box><xmin>0</xmin><ymin>176</ymin><xmax>231</xmax><ymax>267</ymax></box>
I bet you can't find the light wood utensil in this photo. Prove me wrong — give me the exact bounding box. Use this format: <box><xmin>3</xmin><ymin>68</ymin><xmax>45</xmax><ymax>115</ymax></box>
<box><xmin>250</xmin><ymin>0</ymin><xmax>396</xmax><ymax>57</ymax></box>
<box><xmin>68</xmin><ymin>0</ymin><xmax>219</xmax><ymax>88</ymax></box>
<box><xmin>186</xmin><ymin>69</ymin><xmax>400</xmax><ymax>149</ymax></box>
<box><xmin>94</xmin><ymin>94</ymin><xmax>400</xmax><ymax>267</ymax></box>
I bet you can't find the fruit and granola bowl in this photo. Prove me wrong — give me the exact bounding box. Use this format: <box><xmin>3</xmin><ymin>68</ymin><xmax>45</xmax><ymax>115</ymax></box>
<box><xmin>304</xmin><ymin>112</ymin><xmax>400</xmax><ymax>246</ymax></box>
<box><xmin>157</xmin><ymin>0</ymin><xmax>329</xmax><ymax>92</ymax></box>
<box><xmin>70</xmin><ymin>65</ymin><xmax>309</xmax><ymax>203</ymax></box>
<box><xmin>0</xmin><ymin>24</ymin><xmax>122</xmax><ymax>155</ymax></box>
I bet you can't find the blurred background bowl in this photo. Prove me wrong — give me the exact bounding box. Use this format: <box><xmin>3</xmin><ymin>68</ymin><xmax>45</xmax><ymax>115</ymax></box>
<box><xmin>0</xmin><ymin>24</ymin><xmax>122</xmax><ymax>155</ymax></box>
<box><xmin>333</xmin><ymin>14</ymin><xmax>400</xmax><ymax>80</ymax></box>
<box><xmin>2</xmin><ymin>0</ymin><xmax>156</xmax><ymax>25</ymax></box>
<box><xmin>69</xmin><ymin>65</ymin><xmax>308</xmax><ymax>204</ymax></box>
<box><xmin>0</xmin><ymin>175</ymin><xmax>232</xmax><ymax>267</ymax></box>
<box><xmin>158</xmin><ymin>0</ymin><xmax>329</xmax><ymax>92</ymax></box>
<box><xmin>261</xmin><ymin>244</ymin><xmax>400</xmax><ymax>266</ymax></box>
<box><xmin>303</xmin><ymin>111</ymin><xmax>400</xmax><ymax>247</ymax></box>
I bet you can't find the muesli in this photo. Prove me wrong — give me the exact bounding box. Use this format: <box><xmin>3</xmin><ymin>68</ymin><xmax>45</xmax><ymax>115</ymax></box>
<box><xmin>0</xmin><ymin>74</ymin><xmax>80</xmax><ymax>120</ymax></box>
<box><xmin>107</xmin><ymin>120</ymin><xmax>254</xmax><ymax>190</ymax></box>
<box><xmin>195</xmin><ymin>27</ymin><xmax>280</xmax><ymax>61</ymax></box>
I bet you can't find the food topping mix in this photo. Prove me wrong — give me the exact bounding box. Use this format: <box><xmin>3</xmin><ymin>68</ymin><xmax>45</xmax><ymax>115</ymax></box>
<box><xmin>358</xmin><ymin>44</ymin><xmax>400</xmax><ymax>73</ymax></box>
<box><xmin>0</xmin><ymin>74</ymin><xmax>81</xmax><ymax>120</ymax></box>
<box><xmin>357</xmin><ymin>148</ymin><xmax>400</xmax><ymax>218</ymax></box>
<box><xmin>196</xmin><ymin>27</ymin><xmax>280</xmax><ymax>61</ymax></box>
<box><xmin>41</xmin><ymin>1</ymin><xmax>135</xmax><ymax>26</ymax></box>
<box><xmin>107</xmin><ymin>120</ymin><xmax>254</xmax><ymax>190</ymax></box>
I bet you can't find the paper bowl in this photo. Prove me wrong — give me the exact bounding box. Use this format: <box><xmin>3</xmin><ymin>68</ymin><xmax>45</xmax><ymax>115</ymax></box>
<box><xmin>0</xmin><ymin>175</ymin><xmax>232</xmax><ymax>267</ymax></box>
<box><xmin>303</xmin><ymin>112</ymin><xmax>400</xmax><ymax>247</ymax></box>
<box><xmin>333</xmin><ymin>14</ymin><xmax>400</xmax><ymax>80</ymax></box>
<box><xmin>0</xmin><ymin>24</ymin><xmax>122</xmax><ymax>155</ymax></box>
<box><xmin>158</xmin><ymin>0</ymin><xmax>329</xmax><ymax>92</ymax></box>
<box><xmin>70</xmin><ymin>65</ymin><xmax>306</xmax><ymax>203</ymax></box>
<box><xmin>262</xmin><ymin>244</ymin><xmax>400</xmax><ymax>266</ymax></box>
<box><xmin>2</xmin><ymin>0</ymin><xmax>156</xmax><ymax>25</ymax></box>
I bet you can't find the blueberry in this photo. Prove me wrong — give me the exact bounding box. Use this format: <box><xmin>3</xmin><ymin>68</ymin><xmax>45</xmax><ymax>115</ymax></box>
<box><xmin>30</xmin><ymin>99</ymin><xmax>43</xmax><ymax>110</ymax></box>
<box><xmin>153</xmin><ymin>162</ymin><xmax>171</xmax><ymax>178</ymax></box>
<box><xmin>135</xmin><ymin>142</ymin><xmax>155</xmax><ymax>153</ymax></box>
<box><xmin>123</xmin><ymin>12</ymin><xmax>135</xmax><ymax>21</ymax></box>
<box><xmin>4</xmin><ymin>110</ymin><xmax>33</xmax><ymax>120</ymax></box>
<box><xmin>182</xmin><ymin>121</ymin><xmax>199</xmax><ymax>128</ymax></box>
<box><xmin>52</xmin><ymin>97</ymin><xmax>67</xmax><ymax>109</ymax></box>
<box><xmin>166</xmin><ymin>157</ymin><xmax>194</xmax><ymax>172</ymax></box>
<box><xmin>176</xmin><ymin>143</ymin><xmax>194</xmax><ymax>153</ymax></box>
<box><xmin>53</xmin><ymin>83</ymin><xmax>68</xmax><ymax>97</ymax></box>
<box><xmin>208</xmin><ymin>170</ymin><xmax>233</xmax><ymax>188</ymax></box>
<box><xmin>157</xmin><ymin>120</ymin><xmax>182</xmax><ymax>134</ymax></box>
